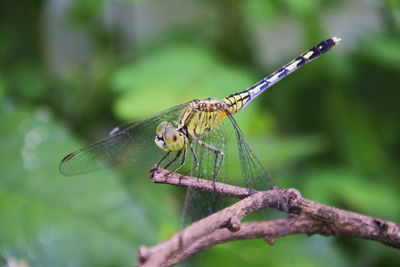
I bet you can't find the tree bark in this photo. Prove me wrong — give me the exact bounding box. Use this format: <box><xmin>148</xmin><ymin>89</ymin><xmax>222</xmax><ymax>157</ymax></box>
<box><xmin>137</xmin><ymin>166</ymin><xmax>400</xmax><ymax>266</ymax></box>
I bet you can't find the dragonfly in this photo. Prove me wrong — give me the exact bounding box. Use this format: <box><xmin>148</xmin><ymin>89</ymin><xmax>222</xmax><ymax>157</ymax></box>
<box><xmin>60</xmin><ymin>37</ymin><xmax>340</xmax><ymax>222</ymax></box>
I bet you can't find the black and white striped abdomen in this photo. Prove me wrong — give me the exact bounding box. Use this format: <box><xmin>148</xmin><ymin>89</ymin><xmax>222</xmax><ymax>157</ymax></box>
<box><xmin>224</xmin><ymin>37</ymin><xmax>340</xmax><ymax>112</ymax></box>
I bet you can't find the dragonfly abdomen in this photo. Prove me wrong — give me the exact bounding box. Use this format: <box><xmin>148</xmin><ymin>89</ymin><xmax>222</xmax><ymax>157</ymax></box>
<box><xmin>223</xmin><ymin>91</ymin><xmax>251</xmax><ymax>115</ymax></box>
<box><xmin>224</xmin><ymin>37</ymin><xmax>340</xmax><ymax>113</ymax></box>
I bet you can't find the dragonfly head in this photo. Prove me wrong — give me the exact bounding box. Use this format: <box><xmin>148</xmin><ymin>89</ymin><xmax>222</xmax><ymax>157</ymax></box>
<box><xmin>155</xmin><ymin>121</ymin><xmax>185</xmax><ymax>152</ymax></box>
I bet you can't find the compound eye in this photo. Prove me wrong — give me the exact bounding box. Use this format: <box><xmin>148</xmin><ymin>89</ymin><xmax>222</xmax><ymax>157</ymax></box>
<box><xmin>164</xmin><ymin>127</ymin><xmax>179</xmax><ymax>143</ymax></box>
<box><xmin>155</xmin><ymin>121</ymin><xmax>184</xmax><ymax>151</ymax></box>
<box><xmin>163</xmin><ymin>127</ymin><xmax>185</xmax><ymax>151</ymax></box>
<box><xmin>156</xmin><ymin>121</ymin><xmax>169</xmax><ymax>134</ymax></box>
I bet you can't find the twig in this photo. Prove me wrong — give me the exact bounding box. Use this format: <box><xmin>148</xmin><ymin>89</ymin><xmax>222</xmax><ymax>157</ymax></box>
<box><xmin>150</xmin><ymin>166</ymin><xmax>255</xmax><ymax>198</ymax></box>
<box><xmin>138</xmin><ymin>167</ymin><xmax>400</xmax><ymax>266</ymax></box>
<box><xmin>139</xmin><ymin>182</ymin><xmax>292</xmax><ymax>266</ymax></box>
<box><xmin>164</xmin><ymin>216</ymin><xmax>323</xmax><ymax>266</ymax></box>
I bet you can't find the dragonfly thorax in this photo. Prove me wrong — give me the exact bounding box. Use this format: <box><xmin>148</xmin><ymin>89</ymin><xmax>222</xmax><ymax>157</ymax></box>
<box><xmin>155</xmin><ymin>121</ymin><xmax>186</xmax><ymax>152</ymax></box>
<box><xmin>179</xmin><ymin>99</ymin><xmax>229</xmax><ymax>139</ymax></box>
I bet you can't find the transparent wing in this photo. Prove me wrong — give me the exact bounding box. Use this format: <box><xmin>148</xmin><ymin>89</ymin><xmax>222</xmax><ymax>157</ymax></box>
<box><xmin>59</xmin><ymin>103</ymin><xmax>189</xmax><ymax>176</ymax></box>
<box><xmin>181</xmin><ymin>110</ymin><xmax>273</xmax><ymax>226</ymax></box>
<box><xmin>181</xmin><ymin>119</ymin><xmax>229</xmax><ymax>226</ymax></box>
<box><xmin>227</xmin><ymin>113</ymin><xmax>274</xmax><ymax>191</ymax></box>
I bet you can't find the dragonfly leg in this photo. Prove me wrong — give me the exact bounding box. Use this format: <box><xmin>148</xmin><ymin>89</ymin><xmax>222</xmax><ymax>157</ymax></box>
<box><xmin>196</xmin><ymin>139</ymin><xmax>224</xmax><ymax>181</ymax></box>
<box><xmin>212</xmin><ymin>151</ymin><xmax>224</xmax><ymax>184</ymax></box>
<box><xmin>151</xmin><ymin>151</ymin><xmax>171</xmax><ymax>177</ymax></box>
<box><xmin>181</xmin><ymin>141</ymin><xmax>200</xmax><ymax>176</ymax></box>
<box><xmin>156</xmin><ymin>151</ymin><xmax>171</xmax><ymax>168</ymax></box>
<box><xmin>164</xmin><ymin>150</ymin><xmax>182</xmax><ymax>169</ymax></box>
<box><xmin>166</xmin><ymin>147</ymin><xmax>187</xmax><ymax>175</ymax></box>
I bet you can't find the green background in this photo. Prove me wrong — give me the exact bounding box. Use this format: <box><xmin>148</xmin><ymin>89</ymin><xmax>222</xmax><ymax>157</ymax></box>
<box><xmin>1</xmin><ymin>0</ymin><xmax>399</xmax><ymax>266</ymax></box>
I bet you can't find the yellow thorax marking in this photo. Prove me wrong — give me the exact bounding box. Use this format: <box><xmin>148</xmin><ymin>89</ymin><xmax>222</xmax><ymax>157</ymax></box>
<box><xmin>179</xmin><ymin>99</ymin><xmax>228</xmax><ymax>139</ymax></box>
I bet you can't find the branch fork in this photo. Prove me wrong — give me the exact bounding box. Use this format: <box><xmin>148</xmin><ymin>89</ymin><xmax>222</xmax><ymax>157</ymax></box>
<box><xmin>138</xmin><ymin>166</ymin><xmax>400</xmax><ymax>266</ymax></box>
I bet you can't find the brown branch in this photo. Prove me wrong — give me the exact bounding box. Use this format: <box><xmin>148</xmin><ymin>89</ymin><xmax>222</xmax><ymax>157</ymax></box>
<box><xmin>139</xmin><ymin>180</ymin><xmax>291</xmax><ymax>266</ymax></box>
<box><xmin>164</xmin><ymin>216</ymin><xmax>324</xmax><ymax>266</ymax></box>
<box><xmin>138</xmin><ymin>167</ymin><xmax>400</xmax><ymax>266</ymax></box>
<box><xmin>150</xmin><ymin>166</ymin><xmax>255</xmax><ymax>198</ymax></box>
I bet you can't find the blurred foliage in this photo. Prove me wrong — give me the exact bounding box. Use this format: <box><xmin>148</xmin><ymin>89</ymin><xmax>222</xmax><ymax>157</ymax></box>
<box><xmin>1</xmin><ymin>0</ymin><xmax>400</xmax><ymax>266</ymax></box>
<box><xmin>110</xmin><ymin>44</ymin><xmax>256</xmax><ymax>120</ymax></box>
<box><xmin>68</xmin><ymin>0</ymin><xmax>106</xmax><ymax>25</ymax></box>
<box><xmin>0</xmin><ymin>108</ymin><xmax>153</xmax><ymax>266</ymax></box>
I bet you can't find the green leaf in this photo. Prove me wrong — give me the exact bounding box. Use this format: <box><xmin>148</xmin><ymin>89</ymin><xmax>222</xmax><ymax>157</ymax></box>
<box><xmin>303</xmin><ymin>168</ymin><xmax>400</xmax><ymax>221</ymax></box>
<box><xmin>243</xmin><ymin>0</ymin><xmax>278</xmax><ymax>25</ymax></box>
<box><xmin>0</xmin><ymin>107</ymin><xmax>156</xmax><ymax>266</ymax></box>
<box><xmin>0</xmin><ymin>76</ymin><xmax>4</xmax><ymax>102</ymax></box>
<box><xmin>110</xmin><ymin>44</ymin><xmax>257</xmax><ymax>120</ymax></box>
<box><xmin>204</xmin><ymin>235</ymin><xmax>348</xmax><ymax>266</ymax></box>
<box><xmin>361</xmin><ymin>35</ymin><xmax>400</xmax><ymax>69</ymax></box>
